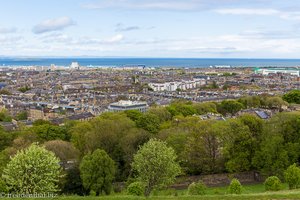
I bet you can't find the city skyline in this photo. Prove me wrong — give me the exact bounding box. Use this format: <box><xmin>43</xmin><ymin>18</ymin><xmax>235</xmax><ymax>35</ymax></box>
<box><xmin>1</xmin><ymin>0</ymin><xmax>300</xmax><ymax>58</ymax></box>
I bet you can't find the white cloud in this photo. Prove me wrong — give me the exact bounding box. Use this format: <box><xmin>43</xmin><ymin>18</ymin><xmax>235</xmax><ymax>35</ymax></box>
<box><xmin>103</xmin><ymin>34</ymin><xmax>124</xmax><ymax>43</ymax></box>
<box><xmin>215</xmin><ymin>8</ymin><xmax>279</xmax><ymax>15</ymax></box>
<box><xmin>215</xmin><ymin>8</ymin><xmax>300</xmax><ymax>21</ymax></box>
<box><xmin>32</xmin><ymin>17</ymin><xmax>75</xmax><ymax>34</ymax></box>
<box><xmin>82</xmin><ymin>0</ymin><xmax>266</xmax><ymax>11</ymax></box>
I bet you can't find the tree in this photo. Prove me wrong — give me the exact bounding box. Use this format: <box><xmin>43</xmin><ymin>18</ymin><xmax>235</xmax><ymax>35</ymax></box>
<box><xmin>283</xmin><ymin>90</ymin><xmax>300</xmax><ymax>104</ymax></box>
<box><xmin>29</xmin><ymin>124</ymin><xmax>70</xmax><ymax>142</ymax></box>
<box><xmin>228</xmin><ymin>178</ymin><xmax>243</xmax><ymax>194</ymax></box>
<box><xmin>266</xmin><ymin>97</ymin><xmax>288</xmax><ymax>110</ymax></box>
<box><xmin>80</xmin><ymin>149</ymin><xmax>116</xmax><ymax>195</ymax></box>
<box><xmin>15</xmin><ymin>111</ymin><xmax>28</xmax><ymax>121</ymax></box>
<box><xmin>125</xmin><ymin>110</ymin><xmax>142</xmax><ymax>122</ymax></box>
<box><xmin>136</xmin><ymin>113</ymin><xmax>160</xmax><ymax>134</ymax></box>
<box><xmin>2</xmin><ymin>144</ymin><xmax>62</xmax><ymax>194</ymax></box>
<box><xmin>284</xmin><ymin>164</ymin><xmax>300</xmax><ymax>190</ymax></box>
<box><xmin>264</xmin><ymin>176</ymin><xmax>281</xmax><ymax>191</ymax></box>
<box><xmin>217</xmin><ymin>100</ymin><xmax>244</xmax><ymax>116</ymax></box>
<box><xmin>193</xmin><ymin>102</ymin><xmax>217</xmax><ymax>115</ymax></box>
<box><xmin>44</xmin><ymin>140</ymin><xmax>80</xmax><ymax>162</ymax></box>
<box><xmin>131</xmin><ymin>139</ymin><xmax>181</xmax><ymax>196</ymax></box>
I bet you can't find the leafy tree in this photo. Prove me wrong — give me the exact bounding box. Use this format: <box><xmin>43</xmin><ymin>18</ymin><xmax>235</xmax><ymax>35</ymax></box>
<box><xmin>33</xmin><ymin>119</ymin><xmax>52</xmax><ymax>126</ymax></box>
<box><xmin>44</xmin><ymin>140</ymin><xmax>80</xmax><ymax>162</ymax></box>
<box><xmin>131</xmin><ymin>139</ymin><xmax>181</xmax><ymax>196</ymax></box>
<box><xmin>124</xmin><ymin>110</ymin><xmax>142</xmax><ymax>122</ymax></box>
<box><xmin>217</xmin><ymin>100</ymin><xmax>244</xmax><ymax>116</ymax></box>
<box><xmin>15</xmin><ymin>111</ymin><xmax>28</xmax><ymax>121</ymax></box>
<box><xmin>0</xmin><ymin>127</ymin><xmax>17</xmax><ymax>151</ymax></box>
<box><xmin>29</xmin><ymin>124</ymin><xmax>70</xmax><ymax>142</ymax></box>
<box><xmin>80</xmin><ymin>149</ymin><xmax>116</xmax><ymax>196</ymax></box>
<box><xmin>2</xmin><ymin>144</ymin><xmax>62</xmax><ymax>194</ymax></box>
<box><xmin>264</xmin><ymin>176</ymin><xmax>281</xmax><ymax>191</ymax></box>
<box><xmin>148</xmin><ymin>107</ymin><xmax>173</xmax><ymax>123</ymax></box>
<box><xmin>193</xmin><ymin>102</ymin><xmax>217</xmax><ymax>115</ymax></box>
<box><xmin>223</xmin><ymin>119</ymin><xmax>255</xmax><ymax>172</ymax></box>
<box><xmin>136</xmin><ymin>113</ymin><xmax>160</xmax><ymax>134</ymax></box>
<box><xmin>228</xmin><ymin>178</ymin><xmax>243</xmax><ymax>194</ymax></box>
<box><xmin>238</xmin><ymin>96</ymin><xmax>261</xmax><ymax>109</ymax></box>
<box><xmin>283</xmin><ymin>90</ymin><xmax>300</xmax><ymax>104</ymax></box>
<box><xmin>184</xmin><ymin>120</ymin><xmax>225</xmax><ymax>174</ymax></box>
<box><xmin>266</xmin><ymin>96</ymin><xmax>288</xmax><ymax>110</ymax></box>
<box><xmin>284</xmin><ymin>164</ymin><xmax>300</xmax><ymax>190</ymax></box>
<box><xmin>0</xmin><ymin>109</ymin><xmax>12</xmax><ymax>122</ymax></box>
<box><xmin>18</xmin><ymin>86</ymin><xmax>31</xmax><ymax>93</ymax></box>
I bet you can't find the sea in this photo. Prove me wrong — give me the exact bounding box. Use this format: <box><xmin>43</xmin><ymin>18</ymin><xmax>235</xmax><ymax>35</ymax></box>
<box><xmin>0</xmin><ymin>58</ymin><xmax>300</xmax><ymax>68</ymax></box>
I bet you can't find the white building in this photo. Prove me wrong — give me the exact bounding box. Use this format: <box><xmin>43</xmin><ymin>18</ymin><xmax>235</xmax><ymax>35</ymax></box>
<box><xmin>148</xmin><ymin>78</ymin><xmax>206</xmax><ymax>92</ymax></box>
<box><xmin>70</xmin><ymin>62</ymin><xmax>80</xmax><ymax>70</ymax></box>
<box><xmin>108</xmin><ymin>100</ymin><xmax>149</xmax><ymax>113</ymax></box>
<box><xmin>255</xmin><ymin>68</ymin><xmax>300</xmax><ymax>77</ymax></box>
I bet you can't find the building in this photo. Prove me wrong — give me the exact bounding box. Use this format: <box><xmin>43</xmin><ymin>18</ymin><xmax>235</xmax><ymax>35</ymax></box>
<box><xmin>108</xmin><ymin>100</ymin><xmax>149</xmax><ymax>112</ymax></box>
<box><xmin>254</xmin><ymin>68</ymin><xmax>300</xmax><ymax>77</ymax></box>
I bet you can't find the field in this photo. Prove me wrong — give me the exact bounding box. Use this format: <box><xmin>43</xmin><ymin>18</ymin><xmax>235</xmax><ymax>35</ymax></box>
<box><xmin>6</xmin><ymin>183</ymin><xmax>300</xmax><ymax>200</ymax></box>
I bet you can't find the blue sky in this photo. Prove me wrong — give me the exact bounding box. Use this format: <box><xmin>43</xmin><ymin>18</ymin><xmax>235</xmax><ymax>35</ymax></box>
<box><xmin>1</xmin><ymin>0</ymin><xmax>300</xmax><ymax>58</ymax></box>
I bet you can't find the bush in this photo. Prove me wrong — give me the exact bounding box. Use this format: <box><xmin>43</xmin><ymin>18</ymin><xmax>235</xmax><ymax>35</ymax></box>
<box><xmin>284</xmin><ymin>164</ymin><xmax>300</xmax><ymax>189</ymax></box>
<box><xmin>264</xmin><ymin>176</ymin><xmax>281</xmax><ymax>191</ymax></box>
<box><xmin>228</xmin><ymin>178</ymin><xmax>243</xmax><ymax>194</ymax></box>
<box><xmin>188</xmin><ymin>181</ymin><xmax>207</xmax><ymax>195</ymax></box>
<box><xmin>127</xmin><ymin>182</ymin><xmax>145</xmax><ymax>196</ymax></box>
<box><xmin>0</xmin><ymin>178</ymin><xmax>7</xmax><ymax>193</ymax></box>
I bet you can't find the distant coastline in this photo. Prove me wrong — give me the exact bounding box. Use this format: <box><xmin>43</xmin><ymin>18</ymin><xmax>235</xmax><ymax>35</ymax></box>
<box><xmin>0</xmin><ymin>58</ymin><xmax>300</xmax><ymax>68</ymax></box>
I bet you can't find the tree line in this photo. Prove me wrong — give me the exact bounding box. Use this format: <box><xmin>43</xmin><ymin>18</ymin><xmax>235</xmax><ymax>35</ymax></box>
<box><xmin>0</xmin><ymin>90</ymin><xmax>299</xmax><ymax>196</ymax></box>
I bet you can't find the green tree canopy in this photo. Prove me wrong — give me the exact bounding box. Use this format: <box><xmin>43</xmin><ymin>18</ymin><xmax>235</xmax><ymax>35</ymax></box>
<box><xmin>2</xmin><ymin>144</ymin><xmax>62</xmax><ymax>194</ymax></box>
<box><xmin>80</xmin><ymin>149</ymin><xmax>116</xmax><ymax>196</ymax></box>
<box><xmin>283</xmin><ymin>90</ymin><xmax>300</xmax><ymax>104</ymax></box>
<box><xmin>131</xmin><ymin>138</ymin><xmax>181</xmax><ymax>196</ymax></box>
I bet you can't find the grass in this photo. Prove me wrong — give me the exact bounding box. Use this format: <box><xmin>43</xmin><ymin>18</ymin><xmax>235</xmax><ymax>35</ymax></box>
<box><xmin>3</xmin><ymin>183</ymin><xmax>299</xmax><ymax>200</ymax></box>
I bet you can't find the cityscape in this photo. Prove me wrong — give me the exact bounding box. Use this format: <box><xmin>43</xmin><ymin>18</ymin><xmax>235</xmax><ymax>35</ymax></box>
<box><xmin>1</xmin><ymin>0</ymin><xmax>300</xmax><ymax>199</ymax></box>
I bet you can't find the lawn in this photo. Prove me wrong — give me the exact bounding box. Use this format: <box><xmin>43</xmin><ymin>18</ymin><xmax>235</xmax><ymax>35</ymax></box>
<box><xmin>3</xmin><ymin>183</ymin><xmax>300</xmax><ymax>200</ymax></box>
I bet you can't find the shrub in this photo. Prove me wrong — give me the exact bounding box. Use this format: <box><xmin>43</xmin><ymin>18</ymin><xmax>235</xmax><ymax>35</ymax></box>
<box><xmin>0</xmin><ymin>178</ymin><xmax>7</xmax><ymax>193</ymax></box>
<box><xmin>284</xmin><ymin>164</ymin><xmax>300</xmax><ymax>189</ymax></box>
<box><xmin>188</xmin><ymin>181</ymin><xmax>207</xmax><ymax>195</ymax></box>
<box><xmin>127</xmin><ymin>182</ymin><xmax>145</xmax><ymax>196</ymax></box>
<box><xmin>228</xmin><ymin>178</ymin><xmax>243</xmax><ymax>194</ymax></box>
<box><xmin>264</xmin><ymin>176</ymin><xmax>281</xmax><ymax>191</ymax></box>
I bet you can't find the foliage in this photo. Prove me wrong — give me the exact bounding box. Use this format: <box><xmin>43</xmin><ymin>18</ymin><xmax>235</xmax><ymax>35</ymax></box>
<box><xmin>136</xmin><ymin>113</ymin><xmax>160</xmax><ymax>134</ymax></box>
<box><xmin>0</xmin><ymin>89</ymin><xmax>11</xmax><ymax>95</ymax></box>
<box><xmin>125</xmin><ymin>110</ymin><xmax>142</xmax><ymax>122</ymax></box>
<box><xmin>131</xmin><ymin>138</ymin><xmax>181</xmax><ymax>196</ymax></box>
<box><xmin>264</xmin><ymin>176</ymin><xmax>281</xmax><ymax>191</ymax></box>
<box><xmin>33</xmin><ymin>119</ymin><xmax>52</xmax><ymax>126</ymax></box>
<box><xmin>0</xmin><ymin>178</ymin><xmax>7</xmax><ymax>193</ymax></box>
<box><xmin>228</xmin><ymin>178</ymin><xmax>243</xmax><ymax>194</ymax></box>
<box><xmin>217</xmin><ymin>100</ymin><xmax>244</xmax><ymax>116</ymax></box>
<box><xmin>284</xmin><ymin>164</ymin><xmax>300</xmax><ymax>190</ymax></box>
<box><xmin>188</xmin><ymin>181</ymin><xmax>207</xmax><ymax>195</ymax></box>
<box><xmin>127</xmin><ymin>181</ymin><xmax>145</xmax><ymax>196</ymax></box>
<box><xmin>2</xmin><ymin>144</ymin><xmax>62</xmax><ymax>194</ymax></box>
<box><xmin>15</xmin><ymin>111</ymin><xmax>28</xmax><ymax>121</ymax></box>
<box><xmin>29</xmin><ymin>124</ymin><xmax>70</xmax><ymax>142</ymax></box>
<box><xmin>80</xmin><ymin>149</ymin><xmax>116</xmax><ymax>196</ymax></box>
<box><xmin>0</xmin><ymin>109</ymin><xmax>12</xmax><ymax>122</ymax></box>
<box><xmin>283</xmin><ymin>90</ymin><xmax>300</xmax><ymax>104</ymax></box>
<box><xmin>44</xmin><ymin>140</ymin><xmax>80</xmax><ymax>162</ymax></box>
<box><xmin>18</xmin><ymin>86</ymin><xmax>31</xmax><ymax>93</ymax></box>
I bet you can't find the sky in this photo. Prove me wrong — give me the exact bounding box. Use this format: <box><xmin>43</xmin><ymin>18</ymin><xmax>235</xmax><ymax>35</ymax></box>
<box><xmin>1</xmin><ymin>0</ymin><xmax>300</xmax><ymax>58</ymax></box>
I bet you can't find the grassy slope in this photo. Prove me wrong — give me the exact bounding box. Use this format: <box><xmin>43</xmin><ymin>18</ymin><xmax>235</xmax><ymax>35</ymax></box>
<box><xmin>6</xmin><ymin>183</ymin><xmax>300</xmax><ymax>200</ymax></box>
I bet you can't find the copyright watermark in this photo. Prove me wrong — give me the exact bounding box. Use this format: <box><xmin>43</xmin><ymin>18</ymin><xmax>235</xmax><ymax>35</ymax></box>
<box><xmin>0</xmin><ymin>193</ymin><xmax>57</xmax><ymax>198</ymax></box>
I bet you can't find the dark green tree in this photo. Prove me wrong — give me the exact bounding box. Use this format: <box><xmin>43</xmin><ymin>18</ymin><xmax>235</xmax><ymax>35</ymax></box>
<box><xmin>80</xmin><ymin>149</ymin><xmax>116</xmax><ymax>195</ymax></box>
